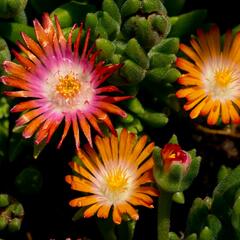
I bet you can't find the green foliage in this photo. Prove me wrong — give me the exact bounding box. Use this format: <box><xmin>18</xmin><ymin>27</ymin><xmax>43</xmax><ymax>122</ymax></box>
<box><xmin>184</xmin><ymin>165</ymin><xmax>240</xmax><ymax>240</ymax></box>
<box><xmin>169</xmin><ymin>9</ymin><xmax>208</xmax><ymax>38</ymax></box>
<box><xmin>50</xmin><ymin>1</ymin><xmax>96</xmax><ymax>28</ymax></box>
<box><xmin>15</xmin><ymin>167</ymin><xmax>43</xmax><ymax>195</ymax></box>
<box><xmin>0</xmin><ymin>194</ymin><xmax>24</xmax><ymax>233</ymax></box>
<box><xmin>0</xmin><ymin>0</ymin><xmax>28</xmax><ymax>19</ymax></box>
<box><xmin>0</xmin><ymin>38</ymin><xmax>10</xmax><ymax>75</ymax></box>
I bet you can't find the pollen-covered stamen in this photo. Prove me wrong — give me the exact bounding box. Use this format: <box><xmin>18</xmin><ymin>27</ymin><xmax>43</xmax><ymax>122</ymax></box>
<box><xmin>101</xmin><ymin>167</ymin><xmax>131</xmax><ymax>203</ymax></box>
<box><xmin>56</xmin><ymin>74</ymin><xmax>81</xmax><ymax>99</ymax></box>
<box><xmin>214</xmin><ymin>69</ymin><xmax>232</xmax><ymax>87</ymax></box>
<box><xmin>107</xmin><ymin>169</ymin><xmax>128</xmax><ymax>192</ymax></box>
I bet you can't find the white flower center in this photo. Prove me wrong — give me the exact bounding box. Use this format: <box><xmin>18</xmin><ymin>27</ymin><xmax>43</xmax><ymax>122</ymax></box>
<box><xmin>202</xmin><ymin>58</ymin><xmax>240</xmax><ymax>101</ymax></box>
<box><xmin>42</xmin><ymin>59</ymin><xmax>94</xmax><ymax>113</ymax></box>
<box><xmin>97</xmin><ymin>166</ymin><xmax>135</xmax><ymax>204</ymax></box>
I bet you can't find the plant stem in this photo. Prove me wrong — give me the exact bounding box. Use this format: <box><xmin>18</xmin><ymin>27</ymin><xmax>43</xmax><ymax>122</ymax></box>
<box><xmin>97</xmin><ymin>218</ymin><xmax>117</xmax><ymax>240</ymax></box>
<box><xmin>157</xmin><ymin>189</ymin><xmax>173</xmax><ymax>240</ymax></box>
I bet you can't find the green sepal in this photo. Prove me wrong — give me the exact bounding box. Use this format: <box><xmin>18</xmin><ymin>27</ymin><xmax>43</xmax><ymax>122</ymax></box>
<box><xmin>124</xmin><ymin>38</ymin><xmax>149</xmax><ymax>68</ymax></box>
<box><xmin>199</xmin><ymin>226</ymin><xmax>214</xmax><ymax>240</ymax></box>
<box><xmin>72</xmin><ymin>207</ymin><xmax>87</xmax><ymax>221</ymax></box>
<box><xmin>33</xmin><ymin>138</ymin><xmax>47</xmax><ymax>159</ymax></box>
<box><xmin>168</xmin><ymin>134</ymin><xmax>178</xmax><ymax>144</ymax></box>
<box><xmin>169</xmin><ymin>9</ymin><xmax>208</xmax><ymax>38</ymax></box>
<box><xmin>172</xmin><ymin>192</ymin><xmax>185</xmax><ymax>204</ymax></box>
<box><xmin>102</xmin><ymin>0</ymin><xmax>121</xmax><ymax>23</ymax></box>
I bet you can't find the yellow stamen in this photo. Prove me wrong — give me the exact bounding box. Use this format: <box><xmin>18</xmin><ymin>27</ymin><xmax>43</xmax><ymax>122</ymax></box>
<box><xmin>169</xmin><ymin>153</ymin><xmax>176</xmax><ymax>159</ymax></box>
<box><xmin>56</xmin><ymin>74</ymin><xmax>81</xmax><ymax>98</ymax></box>
<box><xmin>214</xmin><ymin>69</ymin><xmax>232</xmax><ymax>87</ymax></box>
<box><xmin>107</xmin><ymin>169</ymin><xmax>128</xmax><ymax>193</ymax></box>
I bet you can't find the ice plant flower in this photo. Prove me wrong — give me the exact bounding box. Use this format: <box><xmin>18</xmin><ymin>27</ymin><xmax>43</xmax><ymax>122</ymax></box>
<box><xmin>1</xmin><ymin>13</ymin><xmax>130</xmax><ymax>149</ymax></box>
<box><xmin>161</xmin><ymin>143</ymin><xmax>191</xmax><ymax>172</ymax></box>
<box><xmin>65</xmin><ymin>129</ymin><xmax>159</xmax><ymax>224</ymax></box>
<box><xmin>176</xmin><ymin>25</ymin><xmax>240</xmax><ymax>125</ymax></box>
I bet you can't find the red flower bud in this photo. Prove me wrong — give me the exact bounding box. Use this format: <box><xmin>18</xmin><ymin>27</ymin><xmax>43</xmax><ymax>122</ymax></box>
<box><xmin>161</xmin><ymin>144</ymin><xmax>191</xmax><ymax>172</ymax></box>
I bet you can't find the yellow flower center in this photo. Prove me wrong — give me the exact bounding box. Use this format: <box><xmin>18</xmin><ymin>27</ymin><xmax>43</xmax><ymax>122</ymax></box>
<box><xmin>107</xmin><ymin>169</ymin><xmax>128</xmax><ymax>193</ymax></box>
<box><xmin>214</xmin><ymin>69</ymin><xmax>232</xmax><ymax>87</ymax></box>
<box><xmin>56</xmin><ymin>74</ymin><xmax>81</xmax><ymax>98</ymax></box>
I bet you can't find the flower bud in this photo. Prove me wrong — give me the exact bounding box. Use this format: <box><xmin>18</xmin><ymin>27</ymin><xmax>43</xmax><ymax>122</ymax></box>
<box><xmin>153</xmin><ymin>135</ymin><xmax>201</xmax><ymax>193</ymax></box>
<box><xmin>161</xmin><ymin>143</ymin><xmax>191</xmax><ymax>172</ymax></box>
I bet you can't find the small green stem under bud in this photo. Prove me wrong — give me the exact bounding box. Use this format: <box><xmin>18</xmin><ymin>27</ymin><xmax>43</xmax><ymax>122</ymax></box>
<box><xmin>157</xmin><ymin>189</ymin><xmax>173</xmax><ymax>240</ymax></box>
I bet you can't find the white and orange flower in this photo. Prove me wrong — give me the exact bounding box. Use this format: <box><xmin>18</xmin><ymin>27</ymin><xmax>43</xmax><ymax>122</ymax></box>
<box><xmin>1</xmin><ymin>13</ymin><xmax>130</xmax><ymax>149</ymax></box>
<box><xmin>176</xmin><ymin>25</ymin><xmax>240</xmax><ymax>125</ymax></box>
<box><xmin>66</xmin><ymin>129</ymin><xmax>159</xmax><ymax>224</ymax></box>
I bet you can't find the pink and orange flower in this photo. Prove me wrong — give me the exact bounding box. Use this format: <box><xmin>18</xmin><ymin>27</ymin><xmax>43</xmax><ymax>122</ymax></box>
<box><xmin>176</xmin><ymin>25</ymin><xmax>240</xmax><ymax>125</ymax></box>
<box><xmin>1</xmin><ymin>13</ymin><xmax>130</xmax><ymax>149</ymax></box>
<box><xmin>66</xmin><ymin>129</ymin><xmax>159</xmax><ymax>224</ymax></box>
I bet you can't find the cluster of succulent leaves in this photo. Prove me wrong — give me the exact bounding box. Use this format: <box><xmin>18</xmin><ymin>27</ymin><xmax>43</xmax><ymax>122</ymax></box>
<box><xmin>177</xmin><ymin>165</ymin><xmax>240</xmax><ymax>240</ymax></box>
<box><xmin>1</xmin><ymin>0</ymin><xmax>238</xmax><ymax>239</ymax></box>
<box><xmin>0</xmin><ymin>194</ymin><xmax>24</xmax><ymax>233</ymax></box>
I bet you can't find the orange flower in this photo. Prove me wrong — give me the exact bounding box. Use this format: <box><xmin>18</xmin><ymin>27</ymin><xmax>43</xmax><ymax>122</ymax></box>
<box><xmin>65</xmin><ymin>129</ymin><xmax>159</xmax><ymax>224</ymax></box>
<box><xmin>1</xmin><ymin>13</ymin><xmax>130</xmax><ymax>149</ymax></box>
<box><xmin>176</xmin><ymin>25</ymin><xmax>240</xmax><ymax>125</ymax></box>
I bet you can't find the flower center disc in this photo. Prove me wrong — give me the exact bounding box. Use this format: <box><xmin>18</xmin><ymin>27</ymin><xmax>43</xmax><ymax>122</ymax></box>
<box><xmin>107</xmin><ymin>169</ymin><xmax>128</xmax><ymax>193</ymax></box>
<box><xmin>56</xmin><ymin>74</ymin><xmax>81</xmax><ymax>99</ymax></box>
<box><xmin>214</xmin><ymin>69</ymin><xmax>232</xmax><ymax>87</ymax></box>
